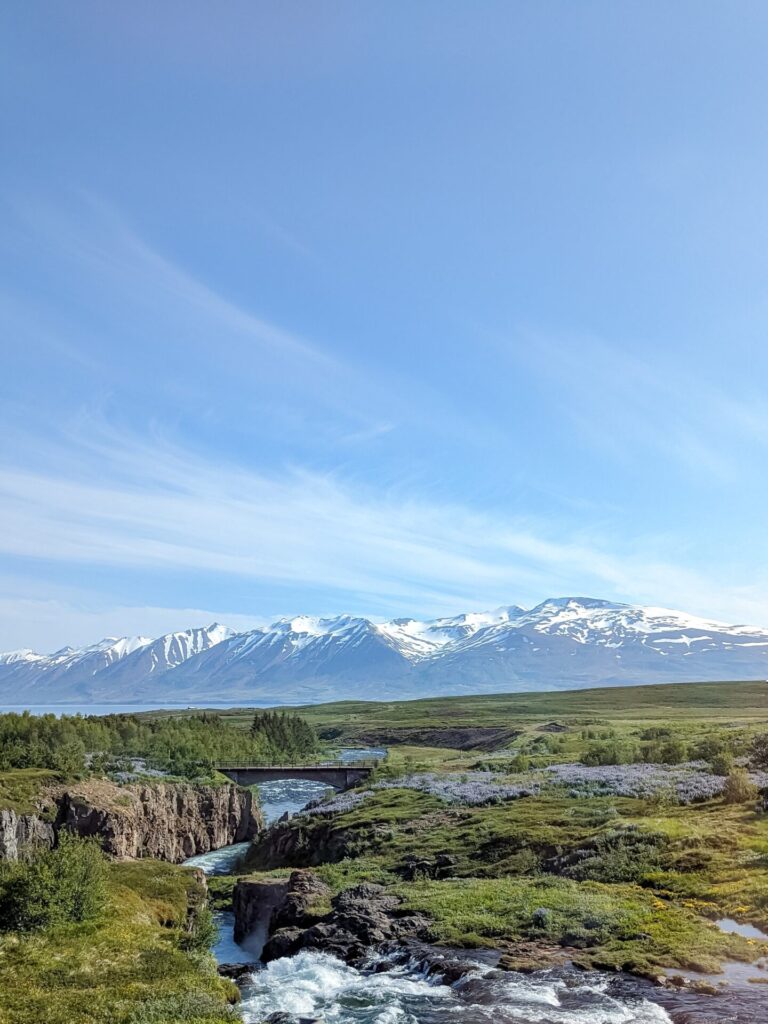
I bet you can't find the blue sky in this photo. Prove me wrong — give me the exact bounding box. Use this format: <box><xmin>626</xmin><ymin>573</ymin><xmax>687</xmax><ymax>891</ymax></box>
<box><xmin>3</xmin><ymin>2</ymin><xmax>768</xmax><ymax>651</ymax></box>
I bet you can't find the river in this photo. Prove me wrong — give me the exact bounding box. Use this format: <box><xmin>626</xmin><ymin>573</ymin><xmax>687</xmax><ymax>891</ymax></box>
<box><xmin>185</xmin><ymin>751</ymin><xmax>761</xmax><ymax>1024</ymax></box>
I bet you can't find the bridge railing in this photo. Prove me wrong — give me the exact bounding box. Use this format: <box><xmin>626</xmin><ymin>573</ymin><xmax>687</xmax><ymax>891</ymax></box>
<box><xmin>214</xmin><ymin>759</ymin><xmax>380</xmax><ymax>770</ymax></box>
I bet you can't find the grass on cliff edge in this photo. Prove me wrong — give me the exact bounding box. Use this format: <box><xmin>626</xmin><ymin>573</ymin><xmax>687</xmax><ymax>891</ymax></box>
<box><xmin>0</xmin><ymin>769</ymin><xmax>61</xmax><ymax>815</ymax></box>
<box><xmin>0</xmin><ymin>860</ymin><xmax>237</xmax><ymax>1024</ymax></box>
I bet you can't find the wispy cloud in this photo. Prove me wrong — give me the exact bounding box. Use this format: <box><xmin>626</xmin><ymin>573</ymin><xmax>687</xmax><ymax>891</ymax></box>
<box><xmin>2</xmin><ymin>426</ymin><xmax>767</xmax><ymax>648</ymax></box>
<box><xmin>6</xmin><ymin>195</ymin><xmax>393</xmax><ymax>443</ymax></box>
<box><xmin>6</xmin><ymin>194</ymin><xmax>503</xmax><ymax>459</ymax></box>
<box><xmin>507</xmin><ymin>328</ymin><xmax>768</xmax><ymax>481</ymax></box>
<box><xmin>0</xmin><ymin>592</ymin><xmax>268</xmax><ymax>654</ymax></box>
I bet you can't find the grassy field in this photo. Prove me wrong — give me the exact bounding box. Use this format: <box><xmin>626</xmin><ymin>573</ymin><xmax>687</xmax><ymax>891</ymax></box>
<box><xmin>0</xmin><ymin>769</ymin><xmax>61</xmax><ymax>815</ymax></box>
<box><xmin>292</xmin><ymin>679</ymin><xmax>768</xmax><ymax>729</ymax></box>
<box><xmin>144</xmin><ymin>679</ymin><xmax>768</xmax><ymax>734</ymax></box>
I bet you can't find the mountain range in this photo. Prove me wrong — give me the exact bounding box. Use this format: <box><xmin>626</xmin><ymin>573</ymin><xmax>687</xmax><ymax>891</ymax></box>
<box><xmin>2</xmin><ymin>597</ymin><xmax>768</xmax><ymax>706</ymax></box>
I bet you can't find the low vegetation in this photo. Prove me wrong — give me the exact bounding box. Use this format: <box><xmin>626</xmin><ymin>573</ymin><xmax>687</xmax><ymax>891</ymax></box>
<box><xmin>0</xmin><ymin>768</ymin><xmax>61</xmax><ymax>814</ymax></box>
<box><xmin>0</xmin><ymin>852</ymin><xmax>236</xmax><ymax>1024</ymax></box>
<box><xmin>1</xmin><ymin>678</ymin><xmax>766</xmax><ymax>1022</ymax></box>
<box><xmin>0</xmin><ymin>834</ymin><xmax>106</xmax><ymax>932</ymax></box>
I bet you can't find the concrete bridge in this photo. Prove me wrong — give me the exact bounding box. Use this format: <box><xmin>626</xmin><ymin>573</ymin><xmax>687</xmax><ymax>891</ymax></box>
<box><xmin>214</xmin><ymin>760</ymin><xmax>377</xmax><ymax>790</ymax></box>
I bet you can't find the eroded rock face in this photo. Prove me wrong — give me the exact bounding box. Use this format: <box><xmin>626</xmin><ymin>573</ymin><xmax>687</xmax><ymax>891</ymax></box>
<box><xmin>0</xmin><ymin>808</ymin><xmax>55</xmax><ymax>860</ymax></box>
<box><xmin>245</xmin><ymin>818</ymin><xmax>391</xmax><ymax>870</ymax></box>
<box><xmin>233</xmin><ymin>870</ymin><xmax>330</xmax><ymax>952</ymax></box>
<box><xmin>233</xmin><ymin>877</ymin><xmax>292</xmax><ymax>944</ymax></box>
<box><xmin>59</xmin><ymin>780</ymin><xmax>261</xmax><ymax>862</ymax></box>
<box><xmin>0</xmin><ymin>780</ymin><xmax>261</xmax><ymax>862</ymax></box>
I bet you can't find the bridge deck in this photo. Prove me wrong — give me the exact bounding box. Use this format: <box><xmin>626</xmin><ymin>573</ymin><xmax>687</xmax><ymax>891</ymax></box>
<box><xmin>214</xmin><ymin>760</ymin><xmax>378</xmax><ymax>770</ymax></box>
<box><xmin>214</xmin><ymin>760</ymin><xmax>378</xmax><ymax>790</ymax></box>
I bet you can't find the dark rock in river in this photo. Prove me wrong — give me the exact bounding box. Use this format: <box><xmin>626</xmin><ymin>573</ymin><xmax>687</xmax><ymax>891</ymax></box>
<box><xmin>233</xmin><ymin>869</ymin><xmax>431</xmax><ymax>967</ymax></box>
<box><xmin>217</xmin><ymin>962</ymin><xmax>259</xmax><ymax>979</ymax></box>
<box><xmin>233</xmin><ymin>877</ymin><xmax>292</xmax><ymax>945</ymax></box>
<box><xmin>260</xmin><ymin>1014</ymin><xmax>324</xmax><ymax>1024</ymax></box>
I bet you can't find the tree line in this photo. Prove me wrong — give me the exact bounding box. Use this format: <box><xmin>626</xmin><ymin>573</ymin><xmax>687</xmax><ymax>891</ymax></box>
<box><xmin>0</xmin><ymin>709</ymin><xmax>319</xmax><ymax>779</ymax></box>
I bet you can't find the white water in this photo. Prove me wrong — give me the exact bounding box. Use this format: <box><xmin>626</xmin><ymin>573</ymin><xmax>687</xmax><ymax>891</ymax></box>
<box><xmin>237</xmin><ymin>949</ymin><xmax>672</xmax><ymax>1023</ymax></box>
<box><xmin>185</xmin><ymin>749</ymin><xmax>674</xmax><ymax>1024</ymax></box>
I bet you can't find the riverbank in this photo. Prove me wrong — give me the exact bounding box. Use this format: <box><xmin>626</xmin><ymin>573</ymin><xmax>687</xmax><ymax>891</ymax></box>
<box><xmin>238</xmin><ymin>779</ymin><xmax>768</xmax><ymax>979</ymax></box>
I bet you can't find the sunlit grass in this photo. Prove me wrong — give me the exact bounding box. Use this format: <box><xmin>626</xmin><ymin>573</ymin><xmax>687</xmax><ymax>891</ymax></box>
<box><xmin>0</xmin><ymin>861</ymin><xmax>237</xmax><ymax>1024</ymax></box>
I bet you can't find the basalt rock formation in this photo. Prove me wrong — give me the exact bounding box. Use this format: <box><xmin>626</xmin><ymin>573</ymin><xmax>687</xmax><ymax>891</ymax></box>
<box><xmin>233</xmin><ymin>869</ymin><xmax>431</xmax><ymax>966</ymax></box>
<box><xmin>0</xmin><ymin>779</ymin><xmax>261</xmax><ymax>862</ymax></box>
<box><xmin>0</xmin><ymin>807</ymin><xmax>55</xmax><ymax>860</ymax></box>
<box><xmin>245</xmin><ymin>816</ymin><xmax>392</xmax><ymax>870</ymax></box>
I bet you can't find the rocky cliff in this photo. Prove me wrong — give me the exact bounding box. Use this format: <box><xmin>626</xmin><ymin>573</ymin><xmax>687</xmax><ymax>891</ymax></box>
<box><xmin>0</xmin><ymin>779</ymin><xmax>261</xmax><ymax>862</ymax></box>
<box><xmin>0</xmin><ymin>807</ymin><xmax>55</xmax><ymax>860</ymax></box>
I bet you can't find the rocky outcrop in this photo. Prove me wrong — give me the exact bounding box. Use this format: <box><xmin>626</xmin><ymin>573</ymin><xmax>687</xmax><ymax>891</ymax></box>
<box><xmin>397</xmin><ymin>852</ymin><xmax>457</xmax><ymax>881</ymax></box>
<box><xmin>0</xmin><ymin>808</ymin><xmax>55</xmax><ymax>860</ymax></box>
<box><xmin>245</xmin><ymin>817</ymin><xmax>391</xmax><ymax>870</ymax></box>
<box><xmin>233</xmin><ymin>877</ymin><xmax>292</xmax><ymax>945</ymax></box>
<box><xmin>233</xmin><ymin>869</ymin><xmax>431</xmax><ymax>967</ymax></box>
<box><xmin>233</xmin><ymin>870</ymin><xmax>331</xmax><ymax>955</ymax></box>
<box><xmin>0</xmin><ymin>780</ymin><xmax>261</xmax><ymax>862</ymax></box>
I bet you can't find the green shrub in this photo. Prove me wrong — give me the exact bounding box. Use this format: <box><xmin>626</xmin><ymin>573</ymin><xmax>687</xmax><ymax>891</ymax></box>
<box><xmin>640</xmin><ymin>727</ymin><xmax>672</xmax><ymax>741</ymax></box>
<box><xmin>723</xmin><ymin>768</ymin><xmax>758</xmax><ymax>805</ymax></box>
<box><xmin>560</xmin><ymin>829</ymin><xmax>667</xmax><ymax>884</ymax></box>
<box><xmin>582</xmin><ymin>742</ymin><xmax>637</xmax><ymax>766</ymax></box>
<box><xmin>709</xmin><ymin>752</ymin><xmax>733</xmax><ymax>776</ymax></box>
<box><xmin>658</xmin><ymin>739</ymin><xmax>689</xmax><ymax>764</ymax></box>
<box><xmin>751</xmin><ymin>733</ymin><xmax>768</xmax><ymax>770</ymax></box>
<box><xmin>179</xmin><ymin>903</ymin><xmax>219</xmax><ymax>953</ymax></box>
<box><xmin>0</xmin><ymin>833</ymin><xmax>106</xmax><ymax>931</ymax></box>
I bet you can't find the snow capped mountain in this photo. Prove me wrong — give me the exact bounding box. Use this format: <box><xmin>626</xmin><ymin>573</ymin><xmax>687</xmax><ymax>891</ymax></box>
<box><xmin>0</xmin><ymin>624</ymin><xmax>230</xmax><ymax>701</ymax></box>
<box><xmin>2</xmin><ymin>598</ymin><xmax>768</xmax><ymax>705</ymax></box>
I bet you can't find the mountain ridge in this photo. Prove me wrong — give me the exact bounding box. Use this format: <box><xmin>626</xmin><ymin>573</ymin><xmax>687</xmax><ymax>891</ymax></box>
<box><xmin>2</xmin><ymin>597</ymin><xmax>767</xmax><ymax>705</ymax></box>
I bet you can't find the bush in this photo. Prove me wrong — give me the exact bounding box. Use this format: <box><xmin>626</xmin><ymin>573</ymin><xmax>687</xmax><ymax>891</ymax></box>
<box><xmin>582</xmin><ymin>742</ymin><xmax>637</xmax><ymax>766</ymax></box>
<box><xmin>0</xmin><ymin>833</ymin><xmax>106</xmax><ymax>931</ymax></box>
<box><xmin>640</xmin><ymin>727</ymin><xmax>672</xmax><ymax>741</ymax></box>
<box><xmin>179</xmin><ymin>903</ymin><xmax>219</xmax><ymax>953</ymax></box>
<box><xmin>751</xmin><ymin>733</ymin><xmax>768</xmax><ymax>770</ymax></box>
<box><xmin>709</xmin><ymin>752</ymin><xmax>733</xmax><ymax>776</ymax></box>
<box><xmin>560</xmin><ymin>828</ymin><xmax>668</xmax><ymax>883</ymax></box>
<box><xmin>723</xmin><ymin>768</ymin><xmax>759</xmax><ymax>805</ymax></box>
